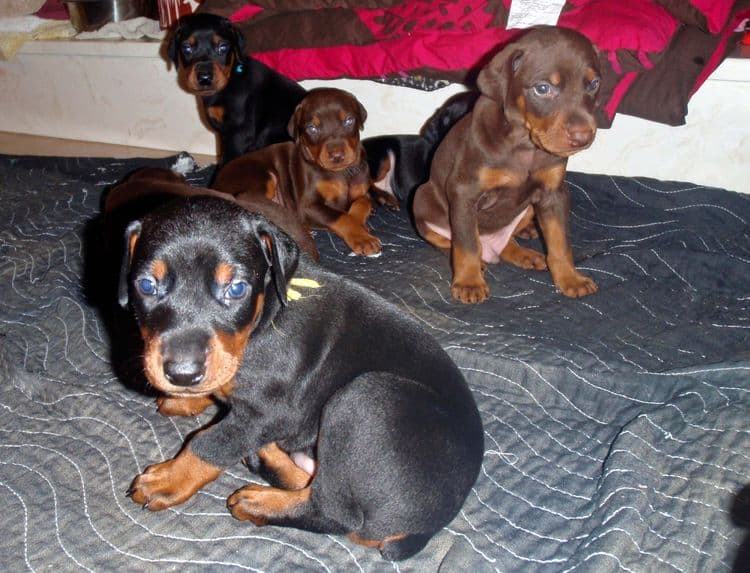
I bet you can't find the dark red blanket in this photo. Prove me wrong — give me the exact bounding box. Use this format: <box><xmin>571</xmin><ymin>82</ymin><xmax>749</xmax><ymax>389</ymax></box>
<box><xmin>200</xmin><ymin>0</ymin><xmax>749</xmax><ymax>127</ymax></box>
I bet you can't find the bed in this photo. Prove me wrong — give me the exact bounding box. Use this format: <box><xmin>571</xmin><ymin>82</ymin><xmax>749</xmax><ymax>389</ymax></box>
<box><xmin>197</xmin><ymin>0</ymin><xmax>750</xmax><ymax>128</ymax></box>
<box><xmin>1</xmin><ymin>152</ymin><xmax>749</xmax><ymax>571</ymax></box>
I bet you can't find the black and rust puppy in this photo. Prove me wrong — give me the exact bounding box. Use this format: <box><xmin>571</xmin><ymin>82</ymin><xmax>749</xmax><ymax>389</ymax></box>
<box><xmin>413</xmin><ymin>26</ymin><xmax>601</xmax><ymax>304</ymax></box>
<box><xmin>167</xmin><ymin>12</ymin><xmax>306</xmax><ymax>164</ymax></box>
<box><xmin>214</xmin><ymin>87</ymin><xmax>393</xmax><ymax>256</ymax></box>
<box><xmin>121</xmin><ymin>196</ymin><xmax>484</xmax><ymax>561</ymax></box>
<box><xmin>366</xmin><ymin>91</ymin><xmax>478</xmax><ymax>204</ymax></box>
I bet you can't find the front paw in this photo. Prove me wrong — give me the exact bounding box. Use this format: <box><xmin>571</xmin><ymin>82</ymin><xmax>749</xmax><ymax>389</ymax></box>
<box><xmin>372</xmin><ymin>189</ymin><xmax>400</xmax><ymax>210</ymax></box>
<box><xmin>556</xmin><ymin>272</ymin><xmax>598</xmax><ymax>298</ymax></box>
<box><xmin>451</xmin><ymin>279</ymin><xmax>490</xmax><ymax>304</ymax></box>
<box><xmin>127</xmin><ymin>450</ymin><xmax>222</xmax><ymax>511</ymax></box>
<box><xmin>346</xmin><ymin>230</ymin><xmax>382</xmax><ymax>256</ymax></box>
<box><xmin>128</xmin><ymin>460</ymin><xmax>192</xmax><ymax>511</ymax></box>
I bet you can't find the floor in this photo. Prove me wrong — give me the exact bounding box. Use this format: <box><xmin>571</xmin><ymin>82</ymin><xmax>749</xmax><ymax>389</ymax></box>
<box><xmin>0</xmin><ymin>132</ymin><xmax>215</xmax><ymax>165</ymax></box>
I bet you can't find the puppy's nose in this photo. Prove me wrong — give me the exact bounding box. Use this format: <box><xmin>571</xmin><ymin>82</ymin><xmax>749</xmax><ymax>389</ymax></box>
<box><xmin>163</xmin><ymin>359</ymin><xmax>206</xmax><ymax>387</ymax></box>
<box><xmin>327</xmin><ymin>148</ymin><xmax>346</xmax><ymax>164</ymax></box>
<box><xmin>566</xmin><ymin>125</ymin><xmax>595</xmax><ymax>148</ymax></box>
<box><xmin>197</xmin><ymin>69</ymin><xmax>214</xmax><ymax>86</ymax></box>
<box><xmin>161</xmin><ymin>331</ymin><xmax>209</xmax><ymax>387</ymax></box>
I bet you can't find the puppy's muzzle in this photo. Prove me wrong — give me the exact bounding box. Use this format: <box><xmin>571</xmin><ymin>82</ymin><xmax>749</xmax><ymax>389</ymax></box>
<box><xmin>325</xmin><ymin>143</ymin><xmax>347</xmax><ymax>166</ymax></box>
<box><xmin>162</xmin><ymin>330</ymin><xmax>210</xmax><ymax>387</ymax></box>
<box><xmin>196</xmin><ymin>63</ymin><xmax>214</xmax><ymax>88</ymax></box>
<box><xmin>566</xmin><ymin>124</ymin><xmax>596</xmax><ymax>149</ymax></box>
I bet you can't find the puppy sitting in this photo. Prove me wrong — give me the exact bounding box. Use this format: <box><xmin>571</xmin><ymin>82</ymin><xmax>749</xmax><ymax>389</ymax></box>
<box><xmin>214</xmin><ymin>87</ymin><xmax>392</xmax><ymax>256</ymax></box>
<box><xmin>413</xmin><ymin>26</ymin><xmax>601</xmax><ymax>304</ymax></box>
<box><xmin>167</xmin><ymin>12</ymin><xmax>306</xmax><ymax>165</ymax></box>
<box><xmin>121</xmin><ymin>197</ymin><xmax>484</xmax><ymax>561</ymax></box>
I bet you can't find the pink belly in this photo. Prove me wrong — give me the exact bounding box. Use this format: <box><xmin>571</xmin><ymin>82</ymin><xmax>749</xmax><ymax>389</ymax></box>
<box><xmin>425</xmin><ymin>206</ymin><xmax>530</xmax><ymax>264</ymax></box>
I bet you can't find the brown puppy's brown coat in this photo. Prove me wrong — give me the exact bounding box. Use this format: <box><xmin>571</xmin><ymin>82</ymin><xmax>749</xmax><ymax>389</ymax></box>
<box><xmin>213</xmin><ymin>87</ymin><xmax>393</xmax><ymax>256</ymax></box>
<box><xmin>413</xmin><ymin>26</ymin><xmax>601</xmax><ymax>304</ymax></box>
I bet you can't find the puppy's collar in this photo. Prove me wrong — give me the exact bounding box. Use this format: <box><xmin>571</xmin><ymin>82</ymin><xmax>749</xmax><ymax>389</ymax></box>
<box><xmin>286</xmin><ymin>277</ymin><xmax>322</xmax><ymax>302</ymax></box>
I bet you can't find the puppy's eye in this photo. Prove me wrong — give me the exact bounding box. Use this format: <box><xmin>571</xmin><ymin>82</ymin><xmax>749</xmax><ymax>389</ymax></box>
<box><xmin>532</xmin><ymin>82</ymin><xmax>553</xmax><ymax>96</ymax></box>
<box><xmin>342</xmin><ymin>115</ymin><xmax>355</xmax><ymax>128</ymax></box>
<box><xmin>306</xmin><ymin>124</ymin><xmax>320</xmax><ymax>137</ymax></box>
<box><xmin>215</xmin><ymin>41</ymin><xmax>230</xmax><ymax>56</ymax></box>
<box><xmin>226</xmin><ymin>280</ymin><xmax>249</xmax><ymax>300</ymax></box>
<box><xmin>180</xmin><ymin>42</ymin><xmax>194</xmax><ymax>57</ymax></box>
<box><xmin>586</xmin><ymin>78</ymin><xmax>601</xmax><ymax>93</ymax></box>
<box><xmin>137</xmin><ymin>277</ymin><xmax>157</xmax><ymax>296</ymax></box>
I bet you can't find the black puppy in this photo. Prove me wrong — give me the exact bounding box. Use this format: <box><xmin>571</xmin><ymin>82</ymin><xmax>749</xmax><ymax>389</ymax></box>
<box><xmin>367</xmin><ymin>91</ymin><xmax>478</xmax><ymax>203</ymax></box>
<box><xmin>122</xmin><ymin>196</ymin><xmax>484</xmax><ymax>561</ymax></box>
<box><xmin>167</xmin><ymin>12</ymin><xmax>306</xmax><ymax>164</ymax></box>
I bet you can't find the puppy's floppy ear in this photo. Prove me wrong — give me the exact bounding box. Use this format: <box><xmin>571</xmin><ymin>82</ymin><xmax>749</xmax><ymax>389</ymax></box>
<box><xmin>287</xmin><ymin>103</ymin><xmax>303</xmax><ymax>140</ymax></box>
<box><xmin>118</xmin><ymin>220</ymin><xmax>142</xmax><ymax>309</ymax></box>
<box><xmin>476</xmin><ymin>44</ymin><xmax>525</xmax><ymax>103</ymax></box>
<box><xmin>231</xmin><ymin>24</ymin><xmax>247</xmax><ymax>64</ymax></box>
<box><xmin>166</xmin><ymin>25</ymin><xmax>181</xmax><ymax>67</ymax></box>
<box><xmin>244</xmin><ymin>215</ymin><xmax>300</xmax><ymax>306</ymax></box>
<box><xmin>355</xmin><ymin>98</ymin><xmax>367</xmax><ymax>130</ymax></box>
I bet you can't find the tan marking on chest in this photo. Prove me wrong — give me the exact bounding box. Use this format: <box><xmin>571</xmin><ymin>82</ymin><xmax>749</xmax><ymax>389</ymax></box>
<box><xmin>478</xmin><ymin>167</ymin><xmax>523</xmax><ymax>191</ymax></box>
<box><xmin>532</xmin><ymin>163</ymin><xmax>566</xmax><ymax>191</ymax></box>
<box><xmin>207</xmin><ymin>105</ymin><xmax>225</xmax><ymax>124</ymax></box>
<box><xmin>316</xmin><ymin>179</ymin><xmax>347</xmax><ymax>202</ymax></box>
<box><xmin>348</xmin><ymin>181</ymin><xmax>368</xmax><ymax>200</ymax></box>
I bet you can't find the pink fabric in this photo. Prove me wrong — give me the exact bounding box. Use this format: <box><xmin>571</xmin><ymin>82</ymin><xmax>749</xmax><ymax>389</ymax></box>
<box><xmin>230</xmin><ymin>4</ymin><xmax>264</xmax><ymax>21</ymax></box>
<box><xmin>251</xmin><ymin>26</ymin><xmax>519</xmax><ymax>81</ymax></box>
<box><xmin>231</xmin><ymin>0</ymin><xmax>681</xmax><ymax>82</ymax></box>
<box><xmin>559</xmin><ymin>0</ymin><xmax>679</xmax><ymax>55</ymax></box>
<box><xmin>603</xmin><ymin>72</ymin><xmax>638</xmax><ymax>122</ymax></box>
<box><xmin>690</xmin><ymin>0</ymin><xmax>734</xmax><ymax>34</ymax></box>
<box><xmin>425</xmin><ymin>206</ymin><xmax>531</xmax><ymax>265</ymax></box>
<box><xmin>691</xmin><ymin>8</ymin><xmax>750</xmax><ymax>96</ymax></box>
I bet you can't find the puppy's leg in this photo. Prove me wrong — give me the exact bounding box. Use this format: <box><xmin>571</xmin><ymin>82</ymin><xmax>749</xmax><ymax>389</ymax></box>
<box><xmin>258</xmin><ymin>442</ymin><xmax>313</xmax><ymax>490</ymax></box>
<box><xmin>449</xmin><ymin>193</ymin><xmax>489</xmax><ymax>304</ymax></box>
<box><xmin>500</xmin><ymin>206</ymin><xmax>546</xmax><ymax>270</ymax></box>
<box><xmin>128</xmin><ymin>446</ymin><xmax>222</xmax><ymax>510</ymax></box>
<box><xmin>324</xmin><ymin>198</ymin><xmax>382</xmax><ymax>256</ymax></box>
<box><xmin>536</xmin><ymin>183</ymin><xmax>597</xmax><ymax>297</ymax></box>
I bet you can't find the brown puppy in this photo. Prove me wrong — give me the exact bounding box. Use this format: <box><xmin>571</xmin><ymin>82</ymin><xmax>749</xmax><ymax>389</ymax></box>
<box><xmin>412</xmin><ymin>26</ymin><xmax>601</xmax><ymax>304</ymax></box>
<box><xmin>213</xmin><ymin>87</ymin><xmax>392</xmax><ymax>256</ymax></box>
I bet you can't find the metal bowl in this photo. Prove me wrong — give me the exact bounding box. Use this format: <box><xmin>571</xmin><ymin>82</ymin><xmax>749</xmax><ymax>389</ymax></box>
<box><xmin>65</xmin><ymin>0</ymin><xmax>158</xmax><ymax>32</ymax></box>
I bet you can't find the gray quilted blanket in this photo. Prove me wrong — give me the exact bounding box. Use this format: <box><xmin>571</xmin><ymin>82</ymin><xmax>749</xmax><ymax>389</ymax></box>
<box><xmin>1</xmin><ymin>154</ymin><xmax>749</xmax><ymax>572</ymax></box>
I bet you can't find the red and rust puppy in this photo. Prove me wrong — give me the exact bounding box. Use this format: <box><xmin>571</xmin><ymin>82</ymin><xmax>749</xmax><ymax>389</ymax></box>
<box><xmin>167</xmin><ymin>13</ymin><xmax>307</xmax><ymax>165</ymax></box>
<box><xmin>413</xmin><ymin>26</ymin><xmax>601</xmax><ymax>304</ymax></box>
<box><xmin>121</xmin><ymin>197</ymin><xmax>483</xmax><ymax>561</ymax></box>
<box><xmin>213</xmin><ymin>87</ymin><xmax>391</xmax><ymax>256</ymax></box>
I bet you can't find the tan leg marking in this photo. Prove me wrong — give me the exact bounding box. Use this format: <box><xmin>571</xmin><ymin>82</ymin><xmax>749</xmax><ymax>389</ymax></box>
<box><xmin>128</xmin><ymin>447</ymin><xmax>222</xmax><ymax>511</ymax></box>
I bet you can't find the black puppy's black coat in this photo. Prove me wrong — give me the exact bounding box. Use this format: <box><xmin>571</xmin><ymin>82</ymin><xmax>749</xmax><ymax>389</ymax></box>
<box><xmin>168</xmin><ymin>13</ymin><xmax>306</xmax><ymax>164</ymax></box>
<box><xmin>122</xmin><ymin>197</ymin><xmax>484</xmax><ymax>561</ymax></box>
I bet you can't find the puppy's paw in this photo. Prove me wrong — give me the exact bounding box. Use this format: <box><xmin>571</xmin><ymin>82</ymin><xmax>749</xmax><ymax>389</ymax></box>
<box><xmin>373</xmin><ymin>190</ymin><xmax>400</xmax><ymax>210</ymax></box>
<box><xmin>127</xmin><ymin>451</ymin><xmax>221</xmax><ymax>511</ymax></box>
<box><xmin>451</xmin><ymin>279</ymin><xmax>490</xmax><ymax>304</ymax></box>
<box><xmin>515</xmin><ymin>223</ymin><xmax>539</xmax><ymax>240</ymax></box>
<box><xmin>347</xmin><ymin>231</ymin><xmax>382</xmax><ymax>256</ymax></box>
<box><xmin>556</xmin><ymin>273</ymin><xmax>598</xmax><ymax>298</ymax></box>
<box><xmin>227</xmin><ymin>484</ymin><xmax>271</xmax><ymax>525</ymax></box>
<box><xmin>156</xmin><ymin>395</ymin><xmax>213</xmax><ymax>417</ymax></box>
<box><xmin>501</xmin><ymin>243</ymin><xmax>547</xmax><ymax>271</ymax></box>
<box><xmin>128</xmin><ymin>460</ymin><xmax>193</xmax><ymax>511</ymax></box>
